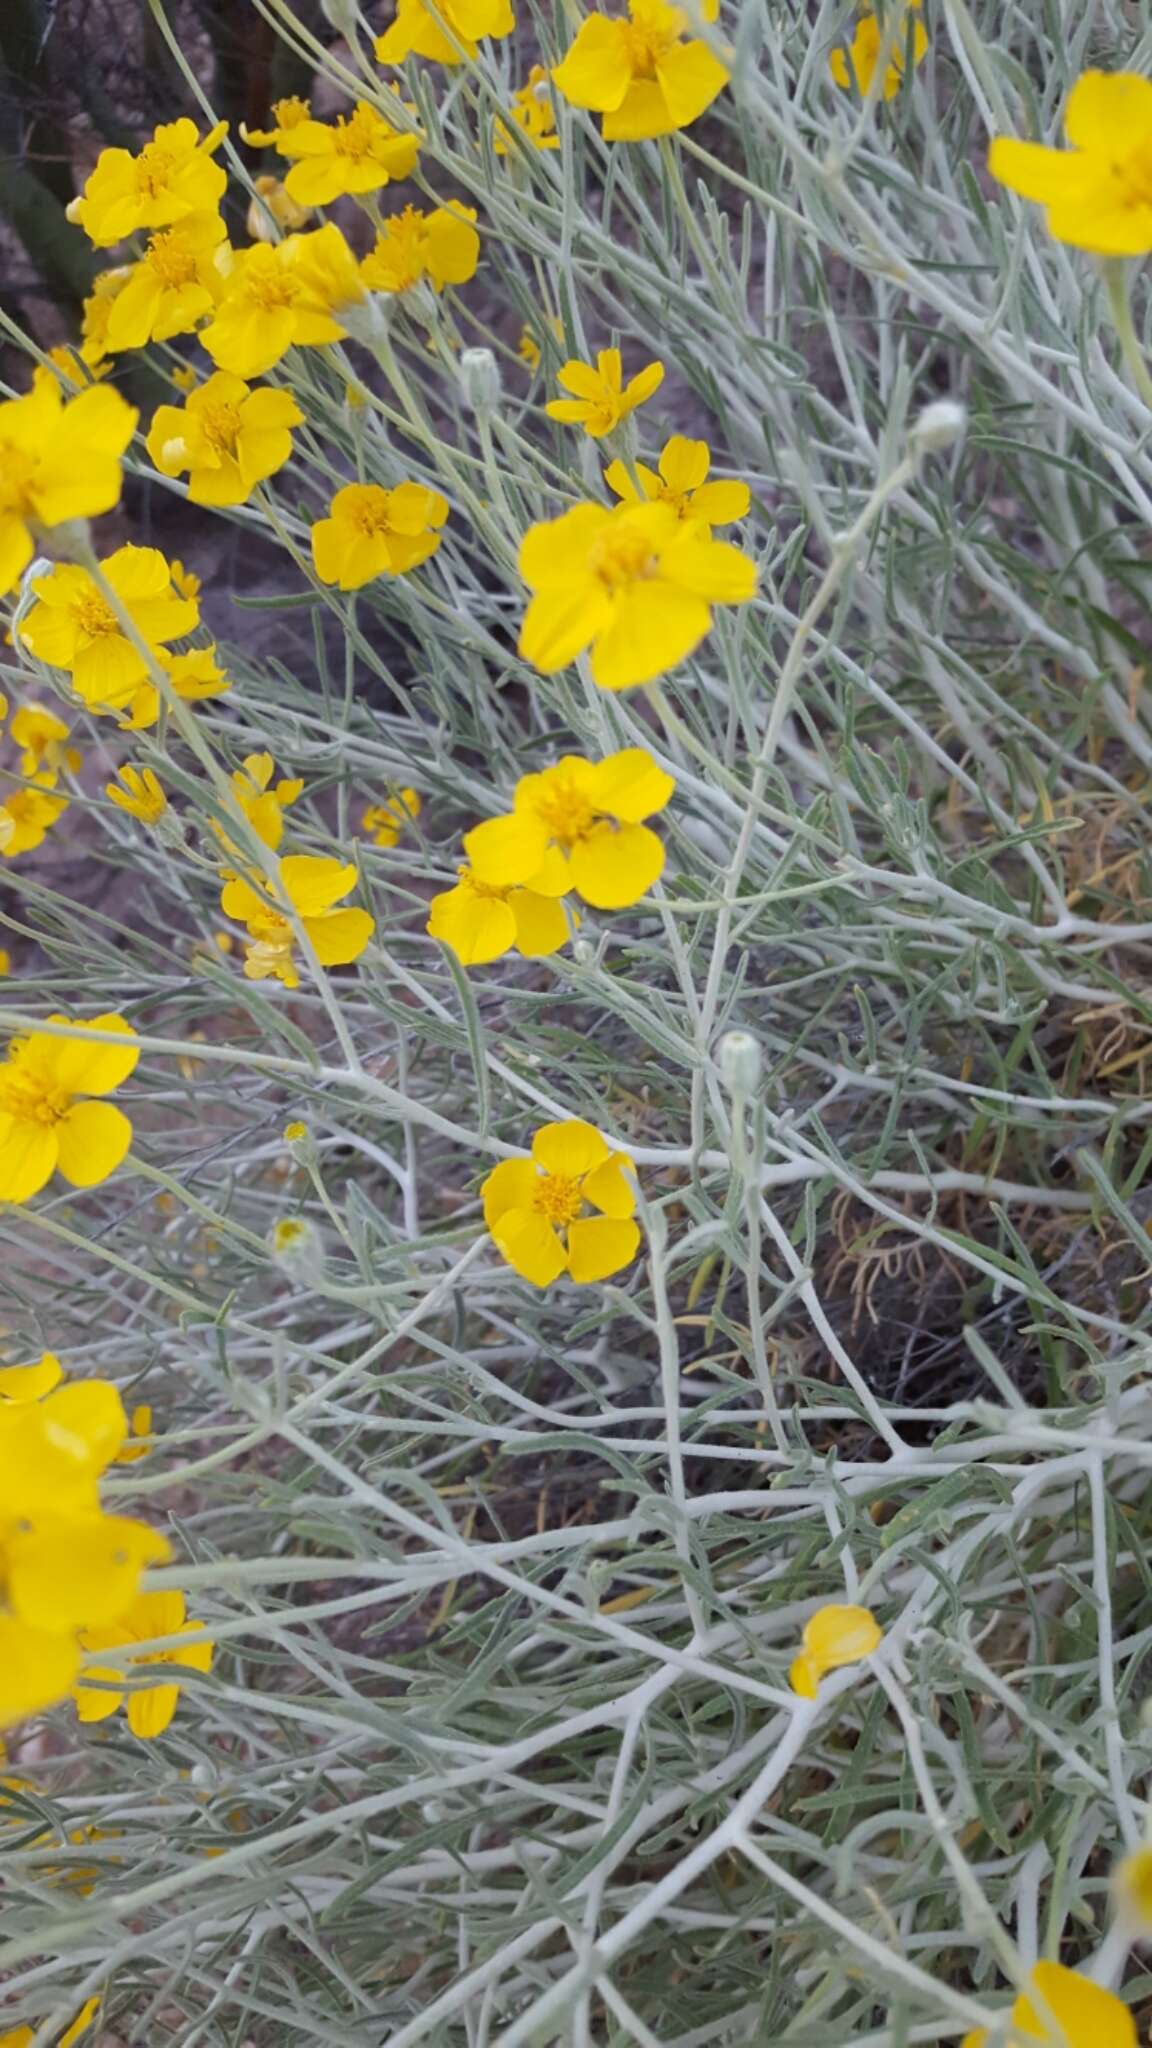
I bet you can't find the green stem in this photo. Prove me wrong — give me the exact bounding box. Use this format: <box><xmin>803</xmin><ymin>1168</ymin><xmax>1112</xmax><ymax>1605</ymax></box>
<box><xmin>1104</xmin><ymin>258</ymin><xmax>1152</xmax><ymax>417</ymax></box>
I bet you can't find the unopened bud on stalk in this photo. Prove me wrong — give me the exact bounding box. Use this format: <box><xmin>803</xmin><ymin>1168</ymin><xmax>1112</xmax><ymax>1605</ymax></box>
<box><xmin>717</xmin><ymin>1029</ymin><xmax>762</xmax><ymax>1095</ymax></box>
<box><xmin>910</xmin><ymin>398</ymin><xmax>966</xmax><ymax>455</ymax></box>
<box><xmin>340</xmin><ymin>296</ymin><xmax>390</xmax><ymax>348</ymax></box>
<box><xmin>320</xmin><ymin>0</ymin><xmax>361</xmax><ymax>33</ymax></box>
<box><xmin>459</xmin><ymin>347</ymin><xmax>502</xmax><ymax>416</ymax></box>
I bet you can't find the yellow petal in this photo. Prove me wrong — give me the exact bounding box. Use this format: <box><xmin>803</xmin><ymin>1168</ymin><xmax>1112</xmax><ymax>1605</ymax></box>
<box><xmin>591</xmin><ymin>582</ymin><xmax>711</xmax><ymax>690</ymax></box>
<box><xmin>427</xmin><ymin>883</ymin><xmax>515</xmax><ymax>965</ymax></box>
<box><xmin>581</xmin><ymin>1153</ymin><xmax>636</xmax><ymax>1219</ymax></box>
<box><xmin>54</xmin><ymin>1100</ymin><xmax>133</xmax><ymax>1188</ymax></box>
<box><xmin>552</xmin><ymin>17</ymin><xmax>634</xmax><ymax>111</ymax></box>
<box><xmin>0</xmin><ymin>1354</ymin><xmax>63</xmax><ymax>1403</ymax></box>
<box><xmin>987</xmin><ymin>136</ymin><xmax>1097</xmax><ymax>205</ymax></box>
<box><xmin>126</xmin><ymin>1682</ymin><xmax>181</xmax><ymax>1739</ymax></box>
<box><xmin>584</xmin><ymin>747</ymin><xmax>675</xmax><ymax>823</ymax></box>
<box><xmin>279</xmin><ymin>855</ymin><xmax>357</xmax><ymax>915</ymax></box>
<box><xmin>520</xmin><ymin>581</ymin><xmax>610</xmax><ymax>673</ymax></box>
<box><xmin>1014</xmin><ymin>1962</ymin><xmax>1136</xmax><ymax>2048</ymax></box>
<box><xmin>662</xmin><ymin>533</ymin><xmax>757</xmax><ymax>603</ymax></box>
<box><xmin>788</xmin><ymin>1649</ymin><xmax>820</xmax><ymax>1700</ymax></box>
<box><xmin>45</xmin><ymin>1013</ymin><xmax>138</xmax><ymax>1095</ymax></box>
<box><xmin>1064</xmin><ymin>69</ymin><xmax>1152</xmax><ymax>153</ymax></box>
<box><xmin>659</xmin><ymin>435</ymin><xmax>710</xmax><ymax>493</ymax></box>
<box><xmin>531</xmin><ymin>1119</ymin><xmax>609</xmax><ymax>1176</ymax></box>
<box><xmin>41</xmin><ymin>1380</ymin><xmax>127</xmax><ymax>1469</ymax></box>
<box><xmin>73</xmin><ymin>1660</ymin><xmax>127</xmax><ymax>1721</ymax></box>
<box><xmin>464</xmin><ymin>811</ymin><xmax>550</xmax><ymax>888</ymax></box>
<box><xmin>0</xmin><ymin>1120</ymin><xmax>59</xmax><ymax>1204</ymax></box>
<box><xmin>508</xmin><ymin>888</ymin><xmax>570</xmax><ymax>957</ymax></box>
<box><xmin>8</xmin><ymin>1512</ymin><xmax>169</xmax><ymax>1630</ymax></box>
<box><xmin>801</xmin><ymin>1603</ymin><xmax>882</xmax><ymax>1672</ymax></box>
<box><xmin>491</xmin><ymin>1207</ymin><xmax>568</xmax><ymax>1286</ymax></box>
<box><xmin>481</xmin><ymin>1157</ymin><xmax>539</xmax><ymax>1228</ymax></box>
<box><xmin>569</xmin><ymin>820</ymin><xmax>665</xmax><ymax>909</ymax></box>
<box><xmin>0</xmin><ymin>1615</ymin><xmax>79</xmax><ymax>1725</ymax></box>
<box><xmin>304</xmin><ymin>906</ymin><xmax>374</xmax><ymax>967</ymax></box>
<box><xmin>565</xmin><ymin>1214</ymin><xmax>640</xmax><ymax>1283</ymax></box>
<box><xmin>59</xmin><ymin>1995</ymin><xmax>101</xmax><ymax>2047</ymax></box>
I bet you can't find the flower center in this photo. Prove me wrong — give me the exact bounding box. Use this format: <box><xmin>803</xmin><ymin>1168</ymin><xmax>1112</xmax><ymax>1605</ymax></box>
<box><xmin>532</xmin><ymin>778</ymin><xmax>597</xmax><ymax>847</ymax></box>
<box><xmin>623</xmin><ymin>0</ymin><xmax>684</xmax><ymax>74</ymax></box>
<box><xmin>532</xmin><ymin>1171</ymin><xmax>584</xmax><ymax>1226</ymax></box>
<box><xmin>350</xmin><ymin>494</ymin><xmax>398</xmax><ymax>538</ymax></box>
<box><xmin>369</xmin><ymin>209</ymin><xmax>427</xmax><ymax>291</ymax></box>
<box><xmin>199</xmin><ymin>399</ymin><xmax>243</xmax><ymax>454</ymax></box>
<box><xmin>146</xmin><ymin>230</ymin><xmax>199</xmax><ymax>287</ymax></box>
<box><xmin>333</xmin><ymin>106</ymin><xmax>382</xmax><ymax>162</ymax></box>
<box><xmin>134</xmin><ymin>143</ymin><xmax>177</xmax><ymax>198</ymax></box>
<box><xmin>273</xmin><ymin>97</ymin><xmax>310</xmax><ymax>131</ymax></box>
<box><xmin>589</xmin><ymin>529</ymin><xmax>660</xmax><ymax>589</ymax></box>
<box><xmin>244</xmin><ymin>258</ymin><xmax>301</xmax><ymax>312</ymax></box>
<box><xmin>73</xmin><ymin>591</ymin><xmax>120</xmax><ymax>640</ymax></box>
<box><xmin>0</xmin><ymin>1068</ymin><xmax>70</xmax><ymax>1127</ymax></box>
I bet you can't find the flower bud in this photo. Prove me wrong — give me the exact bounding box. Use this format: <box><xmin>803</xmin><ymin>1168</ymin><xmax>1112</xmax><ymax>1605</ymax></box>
<box><xmin>910</xmin><ymin>398</ymin><xmax>966</xmax><ymax>454</ymax></box>
<box><xmin>717</xmin><ymin>1029</ymin><xmax>761</xmax><ymax>1095</ymax></box>
<box><xmin>320</xmin><ymin>0</ymin><xmax>361</xmax><ymax>31</ymax></box>
<box><xmin>269</xmin><ymin>1215</ymin><xmax>326</xmax><ymax>1283</ymax></box>
<box><xmin>458</xmin><ymin>346</ymin><xmax>502</xmax><ymax>417</ymax></box>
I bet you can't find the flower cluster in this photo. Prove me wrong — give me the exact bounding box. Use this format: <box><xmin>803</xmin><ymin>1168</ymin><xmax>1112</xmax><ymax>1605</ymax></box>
<box><xmin>0</xmin><ymin>1014</ymin><xmax>138</xmax><ymax>1205</ymax></box>
<box><xmin>220</xmin><ymin>855</ymin><xmax>375</xmax><ymax>989</ymax></box>
<box><xmin>0</xmin><ymin>1372</ymin><xmax>168</xmax><ymax>1726</ymax></box>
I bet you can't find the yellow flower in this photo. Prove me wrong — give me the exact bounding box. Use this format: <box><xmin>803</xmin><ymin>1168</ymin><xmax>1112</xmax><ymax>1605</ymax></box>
<box><xmin>989</xmin><ymin>71</ymin><xmax>1152</xmax><ymax>255</ymax></box>
<box><xmin>360</xmin><ymin>204</ymin><xmax>480</xmax><ymax>294</ymax></box>
<box><xmin>106</xmin><ymin>764</ymin><xmax>167</xmax><ymax>824</ymax></box>
<box><xmin>362</xmin><ymin>788</ymin><xmax>421</xmax><ymax>846</ymax></box>
<box><xmin>67</xmin><ymin>118</ymin><xmax>228</xmax><ymax>245</ymax></box>
<box><xmin>376</xmin><ymin>0</ymin><xmax>514</xmax><ymax>67</ymax></box>
<box><xmin>20</xmin><ymin>545</ymin><xmax>199</xmax><ymax>713</ymax></box>
<box><xmin>495</xmin><ymin>67</ymin><xmax>561</xmax><ymax>154</ymax></box>
<box><xmin>482</xmin><ymin>1120</ymin><xmax>640</xmax><ymax>1287</ymax></box>
<box><xmin>0</xmin><ymin>778</ymin><xmax>69</xmax><ymax>859</ymax></box>
<box><xmin>546</xmin><ymin>347</ymin><xmax>663</xmax><ymax>438</ymax></box>
<box><xmin>788</xmin><ymin>1604</ymin><xmax>882</xmax><ymax>1698</ymax></box>
<box><xmin>0</xmin><ymin>1012</ymin><xmax>139</xmax><ymax>1203</ymax></box>
<box><xmin>169</xmin><ymin>558</ymin><xmax>200</xmax><ymax>602</ymax></box>
<box><xmin>604</xmin><ymin>435</ymin><xmax>750</xmax><ymax>529</ymax></box>
<box><xmin>241</xmin><ymin>97</ymin><xmax>314</xmax><ymax>150</ymax></box>
<box><xmin>102</xmin><ymin>212</ymin><xmax>229</xmax><ymax>353</ymax></box>
<box><xmin>0</xmin><ymin>1992</ymin><xmax>103</xmax><ymax>2047</ymax></box>
<box><xmin>829</xmin><ymin>2</ymin><xmax>926</xmax><ymax>101</ymax></box>
<box><xmin>221</xmin><ymin>751</ymin><xmax>304</xmax><ymax>852</ymax></box>
<box><xmin>553</xmin><ymin>0</ymin><xmax>728</xmax><ymax>141</ymax></box>
<box><xmin>465</xmin><ymin>749</ymin><xmax>673</xmax><ymax>910</ymax></box>
<box><xmin>518</xmin><ymin>499</ymin><xmax>756</xmax><ymax>689</ymax></box>
<box><xmin>10</xmin><ymin>705</ymin><xmax>81</xmax><ymax>779</ymax></box>
<box><xmin>311</xmin><ymin>481</ymin><xmax>449</xmax><ymax>590</ymax></box>
<box><xmin>0</xmin><ymin>1353</ymin><xmax>63</xmax><ymax>1403</ymax></box>
<box><xmin>0</xmin><ymin>373</ymin><xmax>137</xmax><ymax>597</ymax></box>
<box><xmin>117</xmin><ymin>645</ymin><xmax>230</xmax><ymax>731</ymax></box>
<box><xmin>246</xmin><ymin>173</ymin><xmax>314</xmax><ymax>241</ymax></box>
<box><xmin>171</xmin><ymin>364</ymin><xmax>198</xmax><ymax>393</ymax></box>
<box><xmin>79</xmin><ymin>265</ymin><xmax>132</xmax><ymax>366</ymax></box>
<box><xmin>1116</xmin><ymin>1845</ymin><xmax>1152</xmax><ymax>1929</ymax></box>
<box><xmin>284</xmin><ymin>1120</ymin><xmax>307</xmax><ymax>1141</ymax></box>
<box><xmin>200</xmin><ymin>223</ymin><xmax>364</xmax><ymax>378</ymax></box>
<box><xmin>960</xmin><ymin>1962</ymin><xmax>1136</xmax><ymax>2048</ymax></box>
<box><xmin>261</xmin><ymin>100</ymin><xmax>421</xmax><ymax>207</ymax></box>
<box><xmin>74</xmin><ymin>1589</ymin><xmax>213</xmax><ymax>1740</ymax></box>
<box><xmin>0</xmin><ymin>951</ymin><xmax>9</xmax><ymax>976</ymax></box>
<box><xmin>146</xmin><ymin>371</ymin><xmax>303</xmax><ymax>506</ymax></box>
<box><xmin>220</xmin><ymin>855</ymin><xmax>375</xmax><ymax>988</ymax></box>
<box><xmin>427</xmin><ymin>864</ymin><xmax>572</xmax><ymax>965</ymax></box>
<box><xmin>519</xmin><ymin>315</ymin><xmax>563</xmax><ymax>371</ymax></box>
